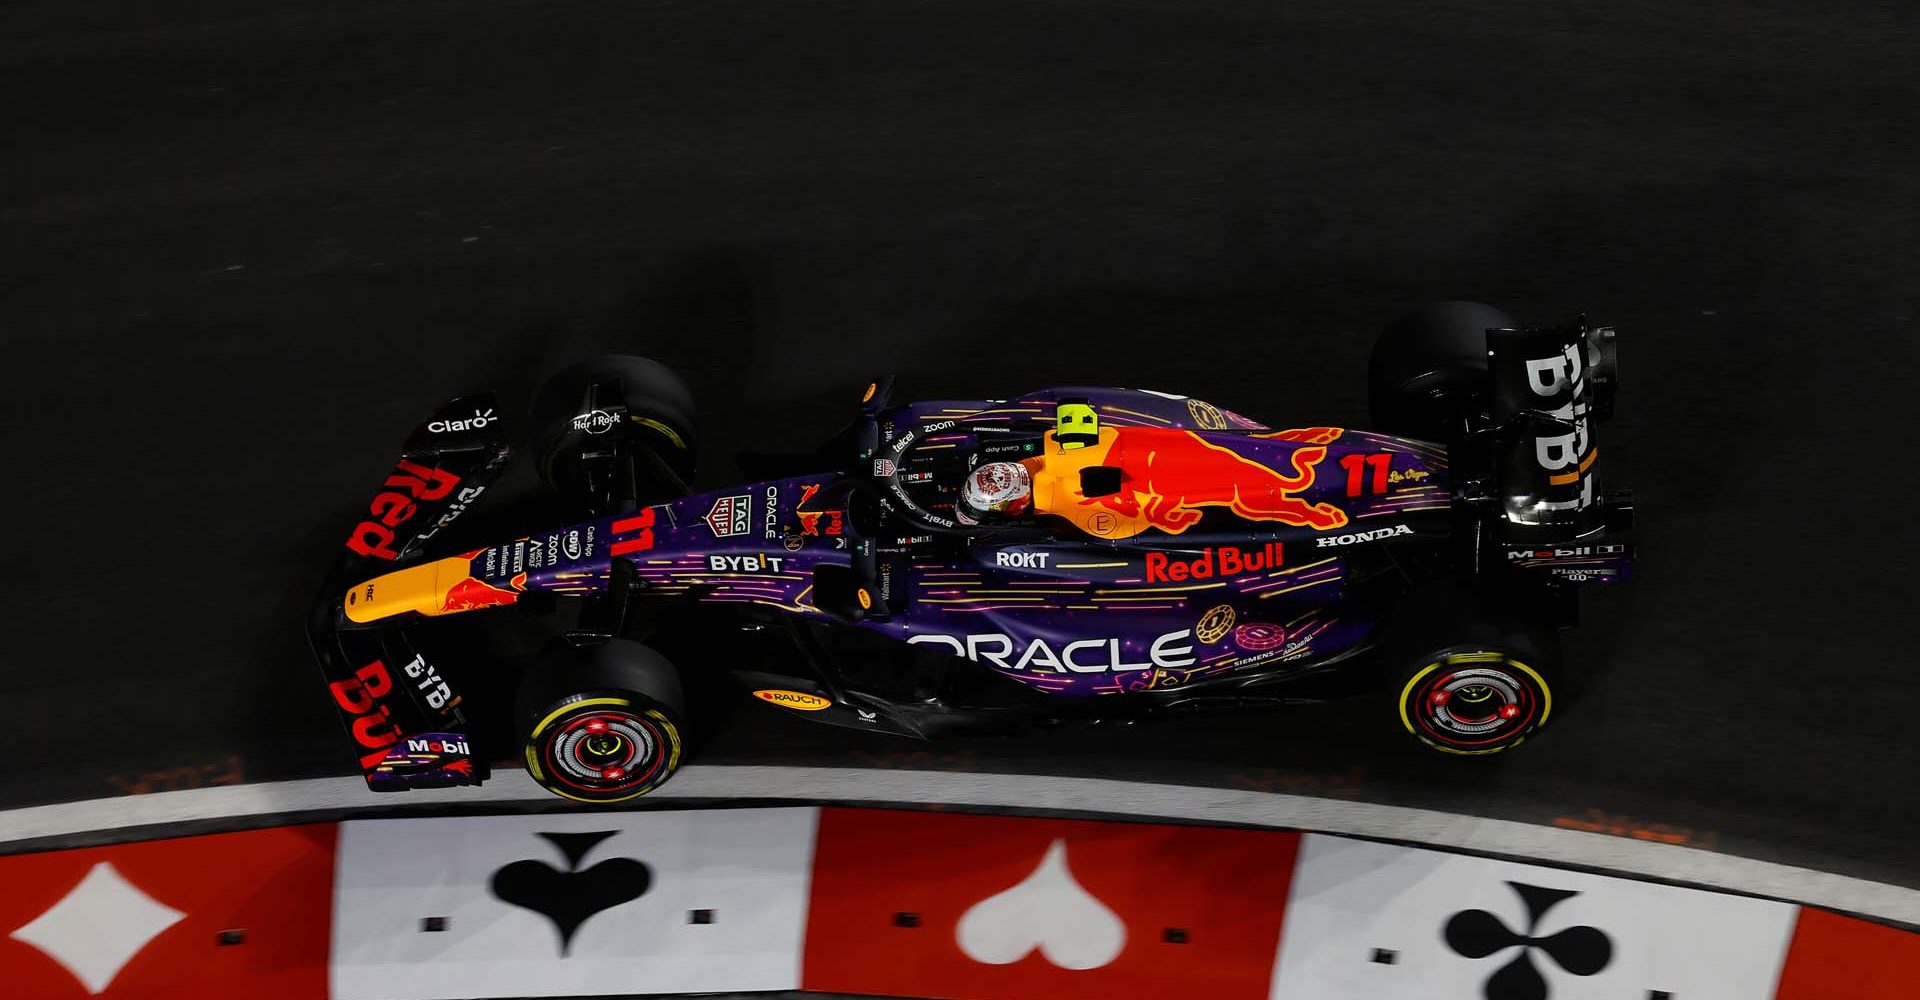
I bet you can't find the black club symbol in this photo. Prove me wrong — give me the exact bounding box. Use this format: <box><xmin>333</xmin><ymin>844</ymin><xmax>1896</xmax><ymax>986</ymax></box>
<box><xmin>1443</xmin><ymin>882</ymin><xmax>1613</xmax><ymax>1000</ymax></box>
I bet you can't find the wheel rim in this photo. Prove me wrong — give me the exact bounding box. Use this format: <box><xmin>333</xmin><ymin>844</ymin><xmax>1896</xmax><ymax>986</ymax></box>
<box><xmin>1403</xmin><ymin>655</ymin><xmax>1548</xmax><ymax>753</ymax></box>
<box><xmin>540</xmin><ymin>707</ymin><xmax>667</xmax><ymax>795</ymax></box>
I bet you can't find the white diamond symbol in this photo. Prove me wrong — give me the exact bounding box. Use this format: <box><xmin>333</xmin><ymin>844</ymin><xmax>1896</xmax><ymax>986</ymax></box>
<box><xmin>10</xmin><ymin>861</ymin><xmax>186</xmax><ymax>994</ymax></box>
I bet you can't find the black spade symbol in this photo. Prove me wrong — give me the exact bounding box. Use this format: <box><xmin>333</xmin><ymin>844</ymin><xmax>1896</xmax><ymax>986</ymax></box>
<box><xmin>1441</xmin><ymin>882</ymin><xmax>1613</xmax><ymax>1000</ymax></box>
<box><xmin>489</xmin><ymin>831</ymin><xmax>652</xmax><ymax>955</ymax></box>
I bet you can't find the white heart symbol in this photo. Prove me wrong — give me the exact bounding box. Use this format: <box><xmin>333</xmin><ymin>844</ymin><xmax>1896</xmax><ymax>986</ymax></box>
<box><xmin>955</xmin><ymin>838</ymin><xmax>1126</xmax><ymax>970</ymax></box>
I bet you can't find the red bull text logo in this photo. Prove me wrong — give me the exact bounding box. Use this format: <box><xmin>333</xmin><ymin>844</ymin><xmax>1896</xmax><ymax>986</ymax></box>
<box><xmin>347</xmin><ymin>459</ymin><xmax>462</xmax><ymax>561</ymax></box>
<box><xmin>1145</xmin><ymin>542</ymin><xmax>1284</xmax><ymax>583</ymax></box>
<box><xmin>329</xmin><ymin>658</ymin><xmax>400</xmax><ymax>769</ymax></box>
<box><xmin>1076</xmin><ymin>429</ymin><xmax>1348</xmax><ymax>536</ymax></box>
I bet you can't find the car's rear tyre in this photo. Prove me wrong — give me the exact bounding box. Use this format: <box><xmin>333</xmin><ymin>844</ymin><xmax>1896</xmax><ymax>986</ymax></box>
<box><xmin>529</xmin><ymin>355</ymin><xmax>699</xmax><ymax>505</ymax></box>
<box><xmin>1385</xmin><ymin>582</ymin><xmax>1560</xmax><ymax>756</ymax></box>
<box><xmin>1368</xmin><ymin>300</ymin><xmax>1515</xmax><ymax>440</ymax></box>
<box><xmin>517</xmin><ymin>640</ymin><xmax>688</xmax><ymax>802</ymax></box>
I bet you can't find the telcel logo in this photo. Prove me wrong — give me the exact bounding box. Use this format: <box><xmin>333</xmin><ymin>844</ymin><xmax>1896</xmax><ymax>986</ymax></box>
<box><xmin>428</xmin><ymin>408</ymin><xmax>497</xmax><ymax>434</ymax></box>
<box><xmin>1145</xmin><ymin>543</ymin><xmax>1282</xmax><ymax>583</ymax></box>
<box><xmin>753</xmin><ymin>689</ymin><xmax>831</xmax><ymax>711</ymax></box>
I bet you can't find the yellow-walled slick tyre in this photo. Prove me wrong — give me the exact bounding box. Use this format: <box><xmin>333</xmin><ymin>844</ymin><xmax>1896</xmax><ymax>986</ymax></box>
<box><xmin>529</xmin><ymin>354</ymin><xmax>699</xmax><ymax>507</ymax></box>
<box><xmin>1395</xmin><ymin>648</ymin><xmax>1553</xmax><ymax>755</ymax></box>
<box><xmin>1385</xmin><ymin>581</ymin><xmax>1562</xmax><ymax>756</ymax></box>
<box><xmin>518</xmin><ymin>640</ymin><xmax>687</xmax><ymax>802</ymax></box>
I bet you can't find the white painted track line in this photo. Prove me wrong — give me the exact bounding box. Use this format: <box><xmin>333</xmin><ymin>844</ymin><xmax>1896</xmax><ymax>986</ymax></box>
<box><xmin>2</xmin><ymin>765</ymin><xmax>1915</xmax><ymax>925</ymax></box>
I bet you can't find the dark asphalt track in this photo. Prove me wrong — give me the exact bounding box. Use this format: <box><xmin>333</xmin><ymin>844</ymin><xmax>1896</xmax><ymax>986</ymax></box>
<box><xmin>3</xmin><ymin>0</ymin><xmax>1917</xmax><ymax>888</ymax></box>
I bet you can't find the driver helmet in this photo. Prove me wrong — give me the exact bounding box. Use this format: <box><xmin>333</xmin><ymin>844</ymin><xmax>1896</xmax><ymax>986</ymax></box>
<box><xmin>957</xmin><ymin>461</ymin><xmax>1032</xmax><ymax>524</ymax></box>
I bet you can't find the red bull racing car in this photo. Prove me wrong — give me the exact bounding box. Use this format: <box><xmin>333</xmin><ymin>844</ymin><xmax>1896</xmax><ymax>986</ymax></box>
<box><xmin>309</xmin><ymin>302</ymin><xmax>1632</xmax><ymax>802</ymax></box>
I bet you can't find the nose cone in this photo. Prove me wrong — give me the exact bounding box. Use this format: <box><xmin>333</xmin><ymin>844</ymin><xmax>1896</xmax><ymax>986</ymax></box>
<box><xmin>342</xmin><ymin>557</ymin><xmax>470</xmax><ymax>623</ymax></box>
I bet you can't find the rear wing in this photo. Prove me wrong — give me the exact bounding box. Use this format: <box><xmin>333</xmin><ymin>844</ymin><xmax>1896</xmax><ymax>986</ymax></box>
<box><xmin>306</xmin><ymin>393</ymin><xmax>511</xmax><ymax>790</ymax></box>
<box><xmin>1485</xmin><ymin>320</ymin><xmax>1633</xmax><ymax>582</ymax></box>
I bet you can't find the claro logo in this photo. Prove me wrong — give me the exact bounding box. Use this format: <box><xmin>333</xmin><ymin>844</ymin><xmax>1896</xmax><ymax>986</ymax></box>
<box><xmin>753</xmin><ymin>689</ymin><xmax>832</xmax><ymax>711</ymax></box>
<box><xmin>346</xmin><ymin>459</ymin><xmax>462</xmax><ymax>560</ymax></box>
<box><xmin>427</xmin><ymin>408</ymin><xmax>497</xmax><ymax>434</ymax></box>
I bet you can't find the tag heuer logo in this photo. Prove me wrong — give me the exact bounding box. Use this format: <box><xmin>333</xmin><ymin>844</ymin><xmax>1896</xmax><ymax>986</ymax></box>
<box><xmin>706</xmin><ymin>495</ymin><xmax>751</xmax><ymax>538</ymax></box>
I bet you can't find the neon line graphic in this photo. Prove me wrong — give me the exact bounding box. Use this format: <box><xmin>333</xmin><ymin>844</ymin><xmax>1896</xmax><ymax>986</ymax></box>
<box><xmin>1094</xmin><ymin>581</ymin><xmax>1226</xmax><ymax>594</ymax></box>
<box><xmin>1257</xmin><ymin>576</ymin><xmax>1343</xmax><ymax>600</ymax></box>
<box><xmin>1267</xmin><ymin>557</ymin><xmax>1336</xmax><ymax>578</ymax></box>
<box><xmin>921</xmin><ymin>596</ymin><xmax>1047</xmax><ymax>604</ymax></box>
<box><xmin>1099</xmin><ymin>406</ymin><xmax>1175</xmax><ymax>424</ymax></box>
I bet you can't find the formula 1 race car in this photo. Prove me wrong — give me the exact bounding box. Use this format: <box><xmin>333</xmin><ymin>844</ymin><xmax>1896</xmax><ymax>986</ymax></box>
<box><xmin>308</xmin><ymin>302</ymin><xmax>1632</xmax><ymax>802</ymax></box>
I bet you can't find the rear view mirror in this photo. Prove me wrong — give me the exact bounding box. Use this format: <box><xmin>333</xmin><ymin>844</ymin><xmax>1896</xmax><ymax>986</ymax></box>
<box><xmin>1079</xmin><ymin>466</ymin><xmax>1123</xmax><ymax>498</ymax></box>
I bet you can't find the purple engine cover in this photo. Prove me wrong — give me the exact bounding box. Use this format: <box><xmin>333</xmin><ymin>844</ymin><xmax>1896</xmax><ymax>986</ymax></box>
<box><xmin>470</xmin><ymin>387</ymin><xmax>1452</xmax><ymax>696</ymax></box>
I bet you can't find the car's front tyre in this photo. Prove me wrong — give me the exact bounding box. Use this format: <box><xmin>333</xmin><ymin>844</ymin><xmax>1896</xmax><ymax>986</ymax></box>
<box><xmin>518</xmin><ymin>640</ymin><xmax>688</xmax><ymax>802</ymax></box>
<box><xmin>528</xmin><ymin>354</ymin><xmax>700</xmax><ymax>510</ymax></box>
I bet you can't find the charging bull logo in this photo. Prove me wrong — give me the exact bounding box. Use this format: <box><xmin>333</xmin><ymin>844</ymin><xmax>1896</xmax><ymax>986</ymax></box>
<box><xmin>441</xmin><ymin>575</ymin><xmax>521</xmax><ymax>613</ymax></box>
<box><xmin>1060</xmin><ymin>428</ymin><xmax>1348</xmax><ymax>538</ymax></box>
<box><xmin>1259</xmin><ymin>426</ymin><xmax>1345</xmax><ymax>445</ymax></box>
<box><xmin>795</xmin><ymin>483</ymin><xmax>845</xmax><ymax>536</ymax></box>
